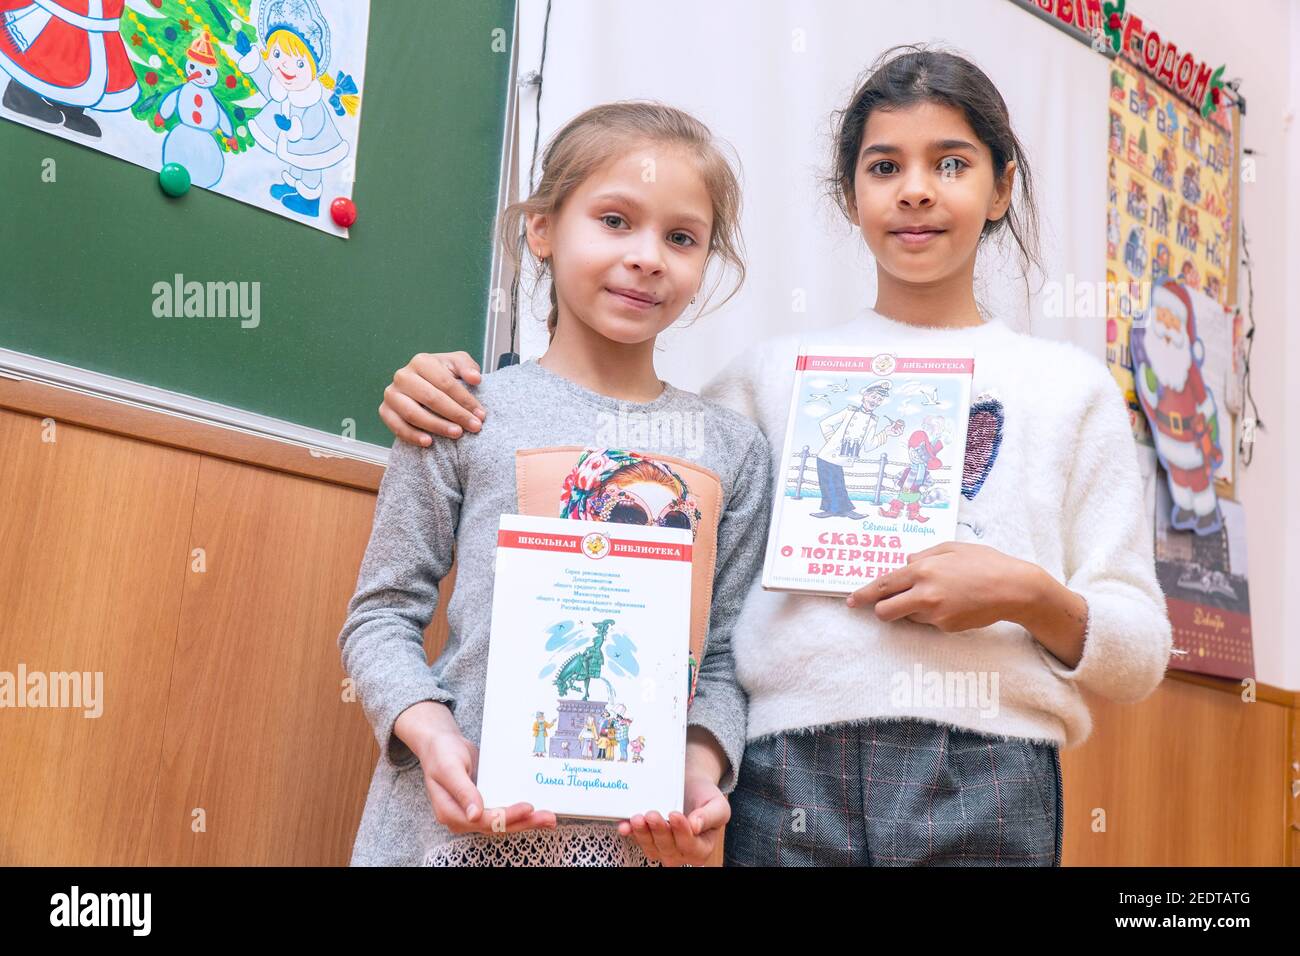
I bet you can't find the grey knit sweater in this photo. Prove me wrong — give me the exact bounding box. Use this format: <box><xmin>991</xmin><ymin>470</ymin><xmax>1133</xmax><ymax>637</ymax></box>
<box><xmin>339</xmin><ymin>359</ymin><xmax>772</xmax><ymax>866</ymax></box>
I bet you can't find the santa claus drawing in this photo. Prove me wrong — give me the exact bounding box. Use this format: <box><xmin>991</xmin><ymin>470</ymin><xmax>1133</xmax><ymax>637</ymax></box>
<box><xmin>1131</xmin><ymin>279</ymin><xmax>1224</xmax><ymax>535</ymax></box>
<box><xmin>0</xmin><ymin>0</ymin><xmax>139</xmax><ymax>137</ymax></box>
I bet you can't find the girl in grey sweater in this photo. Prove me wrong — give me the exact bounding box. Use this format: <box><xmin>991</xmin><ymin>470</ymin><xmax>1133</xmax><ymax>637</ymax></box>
<box><xmin>339</xmin><ymin>102</ymin><xmax>771</xmax><ymax>866</ymax></box>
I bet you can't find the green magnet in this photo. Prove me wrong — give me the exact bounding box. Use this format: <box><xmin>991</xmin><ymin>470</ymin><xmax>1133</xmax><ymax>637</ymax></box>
<box><xmin>159</xmin><ymin>162</ymin><xmax>191</xmax><ymax>197</ymax></box>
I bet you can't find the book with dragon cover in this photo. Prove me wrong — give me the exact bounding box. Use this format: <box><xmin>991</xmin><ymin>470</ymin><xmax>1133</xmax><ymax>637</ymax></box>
<box><xmin>476</xmin><ymin>513</ymin><xmax>693</xmax><ymax>820</ymax></box>
<box><xmin>762</xmin><ymin>345</ymin><xmax>975</xmax><ymax>596</ymax></box>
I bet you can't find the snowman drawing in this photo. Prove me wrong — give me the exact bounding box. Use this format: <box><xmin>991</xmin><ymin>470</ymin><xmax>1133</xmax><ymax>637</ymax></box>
<box><xmin>158</xmin><ymin>31</ymin><xmax>233</xmax><ymax>190</ymax></box>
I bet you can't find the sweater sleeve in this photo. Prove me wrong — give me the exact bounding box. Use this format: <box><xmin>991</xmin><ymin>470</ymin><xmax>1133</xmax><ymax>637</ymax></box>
<box><xmin>338</xmin><ymin>435</ymin><xmax>462</xmax><ymax>771</ymax></box>
<box><xmin>1039</xmin><ymin>368</ymin><xmax>1172</xmax><ymax>702</ymax></box>
<box><xmin>685</xmin><ymin>426</ymin><xmax>773</xmax><ymax>794</ymax></box>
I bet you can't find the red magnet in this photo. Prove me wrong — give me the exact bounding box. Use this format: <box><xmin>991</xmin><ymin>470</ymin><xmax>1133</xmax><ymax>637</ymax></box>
<box><xmin>330</xmin><ymin>197</ymin><xmax>357</xmax><ymax>228</ymax></box>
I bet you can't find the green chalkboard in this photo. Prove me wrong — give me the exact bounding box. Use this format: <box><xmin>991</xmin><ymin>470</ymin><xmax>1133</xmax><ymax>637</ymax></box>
<box><xmin>0</xmin><ymin>0</ymin><xmax>514</xmax><ymax>448</ymax></box>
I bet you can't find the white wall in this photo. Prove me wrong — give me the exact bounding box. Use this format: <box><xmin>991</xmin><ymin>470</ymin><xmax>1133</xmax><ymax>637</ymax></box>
<box><xmin>516</xmin><ymin>0</ymin><xmax>1107</xmax><ymax>362</ymax></box>
<box><xmin>511</xmin><ymin>0</ymin><xmax>1298</xmax><ymax>689</ymax></box>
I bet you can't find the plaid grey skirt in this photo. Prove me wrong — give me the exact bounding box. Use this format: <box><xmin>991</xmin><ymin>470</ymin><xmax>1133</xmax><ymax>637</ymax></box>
<box><xmin>724</xmin><ymin>719</ymin><xmax>1062</xmax><ymax>867</ymax></box>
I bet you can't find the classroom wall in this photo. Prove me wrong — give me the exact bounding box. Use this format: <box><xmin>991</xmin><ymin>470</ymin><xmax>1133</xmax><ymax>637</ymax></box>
<box><xmin>513</xmin><ymin>0</ymin><xmax>1108</xmax><ymax>361</ymax></box>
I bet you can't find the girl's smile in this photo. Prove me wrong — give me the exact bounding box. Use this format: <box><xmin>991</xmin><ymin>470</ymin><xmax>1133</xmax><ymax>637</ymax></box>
<box><xmin>889</xmin><ymin>225</ymin><xmax>947</xmax><ymax>246</ymax></box>
<box><xmin>605</xmin><ymin>286</ymin><xmax>663</xmax><ymax>310</ymax></box>
<box><xmin>527</xmin><ymin>145</ymin><xmax>712</xmax><ymax>347</ymax></box>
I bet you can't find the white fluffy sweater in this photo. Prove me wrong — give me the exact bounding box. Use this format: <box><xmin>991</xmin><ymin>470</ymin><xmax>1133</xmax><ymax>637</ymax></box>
<box><xmin>701</xmin><ymin>309</ymin><xmax>1173</xmax><ymax>748</ymax></box>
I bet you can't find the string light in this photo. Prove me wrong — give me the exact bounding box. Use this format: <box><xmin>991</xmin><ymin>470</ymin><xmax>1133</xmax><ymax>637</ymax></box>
<box><xmin>1236</xmin><ymin>215</ymin><xmax>1261</xmax><ymax>468</ymax></box>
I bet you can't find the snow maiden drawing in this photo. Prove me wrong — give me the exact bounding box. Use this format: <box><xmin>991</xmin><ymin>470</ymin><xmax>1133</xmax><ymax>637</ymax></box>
<box><xmin>235</xmin><ymin>0</ymin><xmax>358</xmax><ymax>217</ymax></box>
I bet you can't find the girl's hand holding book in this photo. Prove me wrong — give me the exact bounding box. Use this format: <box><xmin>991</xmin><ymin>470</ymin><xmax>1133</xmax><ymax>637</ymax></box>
<box><xmin>617</xmin><ymin>727</ymin><xmax>732</xmax><ymax>866</ymax></box>
<box><xmin>845</xmin><ymin>542</ymin><xmax>1088</xmax><ymax>667</ymax></box>
<box><xmin>396</xmin><ymin>701</ymin><xmax>558</xmax><ymax>836</ymax></box>
<box><xmin>618</xmin><ymin>773</ymin><xmax>730</xmax><ymax>867</ymax></box>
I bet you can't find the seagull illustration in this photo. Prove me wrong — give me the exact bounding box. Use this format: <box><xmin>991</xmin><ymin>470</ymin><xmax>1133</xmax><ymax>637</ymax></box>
<box><xmin>808</xmin><ymin>379</ymin><xmax>849</xmax><ymax>402</ymax></box>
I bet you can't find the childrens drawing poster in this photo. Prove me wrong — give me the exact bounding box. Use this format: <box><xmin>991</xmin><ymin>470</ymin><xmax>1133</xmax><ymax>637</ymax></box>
<box><xmin>1153</xmin><ymin>476</ymin><xmax>1254</xmax><ymax>681</ymax></box>
<box><xmin>1104</xmin><ymin>57</ymin><xmax>1239</xmax><ymax>463</ymax></box>
<box><xmin>762</xmin><ymin>346</ymin><xmax>974</xmax><ymax>596</ymax></box>
<box><xmin>476</xmin><ymin>514</ymin><xmax>692</xmax><ymax>821</ymax></box>
<box><xmin>0</xmin><ymin>0</ymin><xmax>369</xmax><ymax>237</ymax></box>
<box><xmin>1131</xmin><ymin>279</ymin><xmax>1231</xmax><ymax>536</ymax></box>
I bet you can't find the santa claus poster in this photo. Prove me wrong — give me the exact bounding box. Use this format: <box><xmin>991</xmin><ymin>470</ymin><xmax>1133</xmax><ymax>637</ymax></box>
<box><xmin>1132</xmin><ymin>279</ymin><xmax>1229</xmax><ymax>535</ymax></box>
<box><xmin>0</xmin><ymin>0</ymin><xmax>370</xmax><ymax>237</ymax></box>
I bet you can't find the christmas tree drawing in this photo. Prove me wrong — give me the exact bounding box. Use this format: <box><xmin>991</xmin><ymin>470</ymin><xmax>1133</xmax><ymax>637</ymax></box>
<box><xmin>123</xmin><ymin>0</ymin><xmax>262</xmax><ymax>156</ymax></box>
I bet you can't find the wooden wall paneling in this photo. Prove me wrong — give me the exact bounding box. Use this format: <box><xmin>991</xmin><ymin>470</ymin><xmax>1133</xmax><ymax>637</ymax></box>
<box><xmin>1061</xmin><ymin>679</ymin><xmax>1290</xmax><ymax>865</ymax></box>
<box><xmin>0</xmin><ymin>376</ymin><xmax>385</xmax><ymax>493</ymax></box>
<box><xmin>0</xmin><ymin>410</ymin><xmax>199</xmax><ymax>864</ymax></box>
<box><xmin>4</xmin><ymin>378</ymin><xmax>1296</xmax><ymax>867</ymax></box>
<box><xmin>148</xmin><ymin>456</ymin><xmax>380</xmax><ymax>865</ymax></box>
<box><xmin>1289</xmin><ymin>704</ymin><xmax>1299</xmax><ymax>867</ymax></box>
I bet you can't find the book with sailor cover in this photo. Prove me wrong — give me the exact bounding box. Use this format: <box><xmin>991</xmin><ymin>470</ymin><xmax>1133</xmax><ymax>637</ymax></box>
<box><xmin>762</xmin><ymin>345</ymin><xmax>975</xmax><ymax>596</ymax></box>
<box><xmin>476</xmin><ymin>513</ymin><xmax>693</xmax><ymax>820</ymax></box>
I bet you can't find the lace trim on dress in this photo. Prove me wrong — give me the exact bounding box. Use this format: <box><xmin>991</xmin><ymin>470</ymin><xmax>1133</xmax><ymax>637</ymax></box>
<box><xmin>421</xmin><ymin>822</ymin><xmax>660</xmax><ymax>867</ymax></box>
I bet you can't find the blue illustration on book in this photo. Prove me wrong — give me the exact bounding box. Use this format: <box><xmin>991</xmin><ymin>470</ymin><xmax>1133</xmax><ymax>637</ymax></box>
<box><xmin>531</xmin><ymin>618</ymin><xmax>645</xmax><ymax>763</ymax></box>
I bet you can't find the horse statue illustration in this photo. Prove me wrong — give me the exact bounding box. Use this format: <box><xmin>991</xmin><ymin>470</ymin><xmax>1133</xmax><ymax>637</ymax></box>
<box><xmin>553</xmin><ymin>619</ymin><xmax>614</xmax><ymax>700</ymax></box>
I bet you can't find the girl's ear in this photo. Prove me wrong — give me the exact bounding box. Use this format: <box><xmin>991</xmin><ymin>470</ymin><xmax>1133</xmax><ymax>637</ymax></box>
<box><xmin>525</xmin><ymin>212</ymin><xmax>552</xmax><ymax>261</ymax></box>
<box><xmin>843</xmin><ymin>185</ymin><xmax>861</xmax><ymax>227</ymax></box>
<box><xmin>988</xmin><ymin>159</ymin><xmax>1017</xmax><ymax>223</ymax></box>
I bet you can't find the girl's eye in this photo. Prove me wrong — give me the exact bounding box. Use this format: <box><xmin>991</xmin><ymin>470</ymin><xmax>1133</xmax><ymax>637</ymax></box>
<box><xmin>668</xmin><ymin>231</ymin><xmax>695</xmax><ymax>247</ymax></box>
<box><xmin>298</xmin><ymin>60</ymin><xmax>305</xmax><ymax>69</ymax></box>
<box><xmin>939</xmin><ymin>156</ymin><xmax>968</xmax><ymax>175</ymax></box>
<box><xmin>272</xmin><ymin>50</ymin><xmax>279</xmax><ymax>58</ymax></box>
<box><xmin>869</xmin><ymin>160</ymin><xmax>899</xmax><ymax>176</ymax></box>
<box><xmin>600</xmin><ymin>214</ymin><xmax>626</xmax><ymax>229</ymax></box>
